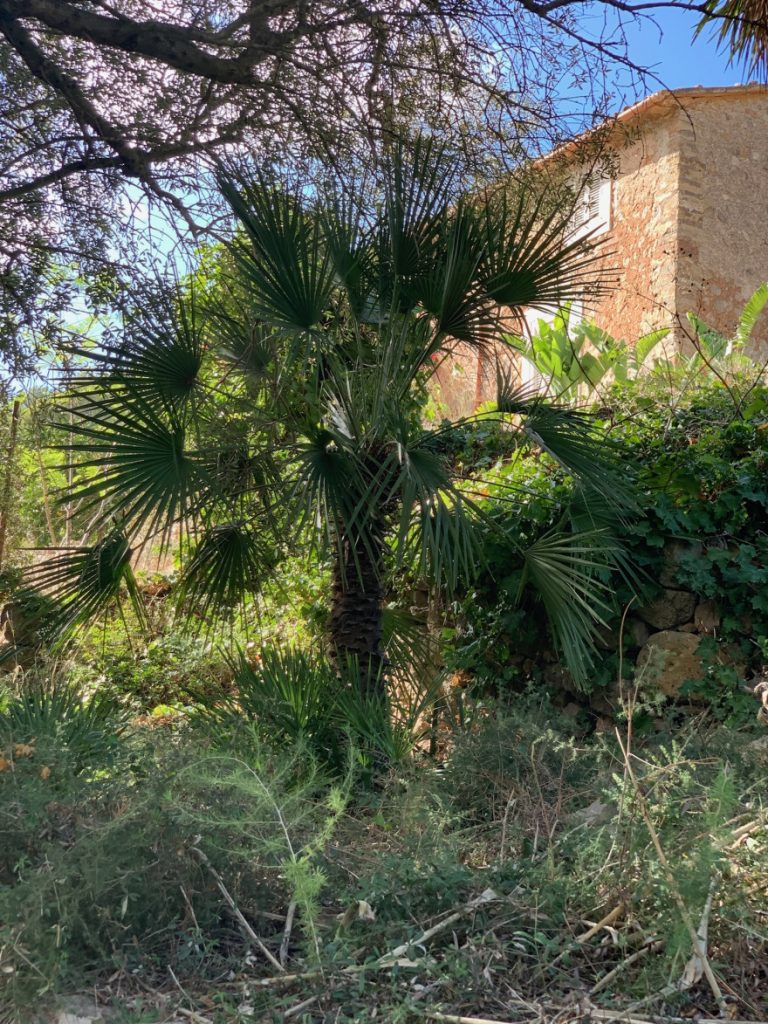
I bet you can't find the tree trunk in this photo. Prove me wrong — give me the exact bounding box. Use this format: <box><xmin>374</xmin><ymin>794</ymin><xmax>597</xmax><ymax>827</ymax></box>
<box><xmin>0</xmin><ymin>398</ymin><xmax>22</xmax><ymax>571</ymax></box>
<box><xmin>329</xmin><ymin>532</ymin><xmax>385</xmax><ymax>696</ymax></box>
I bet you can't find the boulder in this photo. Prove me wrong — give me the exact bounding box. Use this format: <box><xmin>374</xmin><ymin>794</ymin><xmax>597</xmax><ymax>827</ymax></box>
<box><xmin>626</xmin><ymin>617</ymin><xmax>650</xmax><ymax>648</ymax></box>
<box><xmin>636</xmin><ymin>630</ymin><xmax>747</xmax><ymax>698</ymax></box>
<box><xmin>637</xmin><ymin>589</ymin><xmax>697</xmax><ymax>630</ymax></box>
<box><xmin>659</xmin><ymin>540</ymin><xmax>702</xmax><ymax>587</ymax></box>
<box><xmin>694</xmin><ymin>600</ymin><xmax>720</xmax><ymax>634</ymax></box>
<box><xmin>636</xmin><ymin>630</ymin><xmax>704</xmax><ymax>696</ymax></box>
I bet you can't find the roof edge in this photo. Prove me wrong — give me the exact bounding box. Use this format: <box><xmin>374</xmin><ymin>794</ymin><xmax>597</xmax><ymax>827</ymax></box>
<box><xmin>536</xmin><ymin>83</ymin><xmax>768</xmax><ymax>168</ymax></box>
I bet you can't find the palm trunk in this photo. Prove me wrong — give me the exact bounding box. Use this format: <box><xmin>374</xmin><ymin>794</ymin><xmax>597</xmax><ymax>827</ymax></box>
<box><xmin>329</xmin><ymin>532</ymin><xmax>385</xmax><ymax>695</ymax></box>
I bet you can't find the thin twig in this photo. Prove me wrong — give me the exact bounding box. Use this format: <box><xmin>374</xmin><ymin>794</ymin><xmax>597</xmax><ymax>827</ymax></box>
<box><xmin>175</xmin><ymin>1008</ymin><xmax>214</xmax><ymax>1024</ymax></box>
<box><xmin>615</xmin><ymin>730</ymin><xmax>727</xmax><ymax>1013</ymax></box>
<box><xmin>426</xmin><ymin>1013</ymin><xmax>520</xmax><ymax>1024</ymax></box>
<box><xmin>589</xmin><ymin>938</ymin><xmax>663</xmax><ymax>995</ymax></box>
<box><xmin>546</xmin><ymin>903</ymin><xmax>624</xmax><ymax>970</ymax></box>
<box><xmin>379</xmin><ymin>888</ymin><xmax>499</xmax><ymax>966</ymax></box>
<box><xmin>284</xmin><ymin>994</ymin><xmax>319</xmax><ymax>1019</ymax></box>
<box><xmin>190</xmin><ymin>844</ymin><xmax>285</xmax><ymax>973</ymax></box>
<box><xmin>280</xmin><ymin>900</ymin><xmax>297</xmax><ymax>967</ymax></box>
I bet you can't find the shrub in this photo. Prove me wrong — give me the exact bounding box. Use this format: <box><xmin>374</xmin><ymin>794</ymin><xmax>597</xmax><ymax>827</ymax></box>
<box><xmin>192</xmin><ymin>646</ymin><xmax>442</xmax><ymax>775</ymax></box>
<box><xmin>446</xmin><ymin>371</ymin><xmax>768</xmax><ymax>706</ymax></box>
<box><xmin>0</xmin><ymin>705</ymin><xmax>347</xmax><ymax>1002</ymax></box>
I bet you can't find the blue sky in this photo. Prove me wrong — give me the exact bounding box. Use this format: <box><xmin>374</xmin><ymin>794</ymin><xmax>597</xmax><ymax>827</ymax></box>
<box><xmin>621</xmin><ymin>6</ymin><xmax>745</xmax><ymax>91</ymax></box>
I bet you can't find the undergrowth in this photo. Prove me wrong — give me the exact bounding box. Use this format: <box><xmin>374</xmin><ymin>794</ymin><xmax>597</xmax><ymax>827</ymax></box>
<box><xmin>1</xmin><ymin>679</ymin><xmax>766</xmax><ymax>1023</ymax></box>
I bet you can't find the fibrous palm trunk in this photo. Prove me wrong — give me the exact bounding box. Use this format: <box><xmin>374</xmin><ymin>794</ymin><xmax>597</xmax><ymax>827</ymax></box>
<box><xmin>329</xmin><ymin>531</ymin><xmax>385</xmax><ymax>696</ymax></box>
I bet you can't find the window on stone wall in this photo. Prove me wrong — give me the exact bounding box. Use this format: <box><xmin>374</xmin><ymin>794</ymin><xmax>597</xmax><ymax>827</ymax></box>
<box><xmin>570</xmin><ymin>174</ymin><xmax>611</xmax><ymax>240</ymax></box>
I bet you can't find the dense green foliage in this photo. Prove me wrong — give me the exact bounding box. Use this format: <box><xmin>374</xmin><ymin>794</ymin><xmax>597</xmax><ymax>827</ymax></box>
<box><xmin>446</xmin><ymin>369</ymin><xmax>768</xmax><ymax>709</ymax></box>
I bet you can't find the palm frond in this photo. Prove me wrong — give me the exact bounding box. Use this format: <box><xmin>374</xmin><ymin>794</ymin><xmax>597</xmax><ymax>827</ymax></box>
<box><xmin>25</xmin><ymin>529</ymin><xmax>144</xmax><ymax>637</ymax></box>
<box><xmin>521</xmin><ymin>527</ymin><xmax>619</xmax><ymax>684</ymax></box>
<box><xmin>219</xmin><ymin>174</ymin><xmax>336</xmax><ymax>336</ymax></box>
<box><xmin>380</xmin><ymin>432</ymin><xmax>481</xmax><ymax>592</ymax></box>
<box><xmin>320</xmin><ymin>187</ymin><xmax>380</xmax><ymax>323</ymax></box>
<box><xmin>383</xmin><ymin>136</ymin><xmax>457</xmax><ymax>287</ymax></box>
<box><xmin>290</xmin><ymin>428</ymin><xmax>366</xmax><ymax>547</ymax></box>
<box><xmin>58</xmin><ymin>394</ymin><xmax>203</xmax><ymax>540</ymax></box>
<box><xmin>696</xmin><ymin>0</ymin><xmax>768</xmax><ymax>79</ymax></box>
<box><xmin>177</xmin><ymin>522</ymin><xmax>273</xmax><ymax>622</ymax></box>
<box><xmin>68</xmin><ymin>294</ymin><xmax>205</xmax><ymax>414</ymax></box>
<box><xmin>496</xmin><ymin>378</ymin><xmax>634</xmax><ymax>511</ymax></box>
<box><xmin>232</xmin><ymin>647</ymin><xmax>339</xmax><ymax>742</ymax></box>
<box><xmin>417</xmin><ymin>202</ymin><xmax>496</xmax><ymax>345</ymax></box>
<box><xmin>477</xmin><ymin>190</ymin><xmax>610</xmax><ymax>313</ymax></box>
<box><xmin>210</xmin><ymin>303</ymin><xmax>277</xmax><ymax>384</ymax></box>
<box><xmin>381</xmin><ymin>602</ymin><xmax>439</xmax><ymax>684</ymax></box>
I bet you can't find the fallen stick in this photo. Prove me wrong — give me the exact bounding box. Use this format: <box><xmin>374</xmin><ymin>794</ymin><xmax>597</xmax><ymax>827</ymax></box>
<box><xmin>590</xmin><ymin>939</ymin><xmax>663</xmax><ymax>995</ymax></box>
<box><xmin>587</xmin><ymin>1010</ymin><xmax>661</xmax><ymax>1024</ymax></box>
<box><xmin>254</xmin><ymin>969</ymin><xmax>324</xmax><ymax>987</ymax></box>
<box><xmin>190</xmin><ymin>845</ymin><xmax>285</xmax><ymax>974</ymax></box>
<box><xmin>545</xmin><ymin>904</ymin><xmax>625</xmax><ymax>972</ymax></box>
<box><xmin>426</xmin><ymin>1013</ymin><xmax>523</xmax><ymax>1024</ymax></box>
<box><xmin>577</xmin><ymin>905</ymin><xmax>625</xmax><ymax>944</ymax></box>
<box><xmin>175</xmin><ymin>1008</ymin><xmax>214</xmax><ymax>1024</ymax></box>
<box><xmin>280</xmin><ymin>900</ymin><xmax>297</xmax><ymax>967</ymax></box>
<box><xmin>379</xmin><ymin>888</ymin><xmax>499</xmax><ymax>966</ymax></box>
<box><xmin>284</xmin><ymin>994</ymin><xmax>319</xmax><ymax>1019</ymax></box>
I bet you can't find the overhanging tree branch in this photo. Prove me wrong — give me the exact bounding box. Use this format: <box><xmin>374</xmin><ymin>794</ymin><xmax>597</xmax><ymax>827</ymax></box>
<box><xmin>0</xmin><ymin>7</ymin><xmax>147</xmax><ymax>175</ymax></box>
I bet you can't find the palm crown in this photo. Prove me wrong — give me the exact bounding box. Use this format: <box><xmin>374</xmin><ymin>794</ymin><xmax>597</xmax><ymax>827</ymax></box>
<box><xmin>32</xmin><ymin>141</ymin><xmax>632</xmax><ymax>687</ymax></box>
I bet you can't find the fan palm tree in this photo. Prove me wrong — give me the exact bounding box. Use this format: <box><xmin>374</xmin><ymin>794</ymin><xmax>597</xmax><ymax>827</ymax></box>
<box><xmin>32</xmin><ymin>142</ymin><xmax>633</xmax><ymax>690</ymax></box>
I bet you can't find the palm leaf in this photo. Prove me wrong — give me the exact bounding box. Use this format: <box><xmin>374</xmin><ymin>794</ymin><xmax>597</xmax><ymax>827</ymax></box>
<box><xmin>58</xmin><ymin>394</ymin><xmax>203</xmax><ymax>542</ymax></box>
<box><xmin>383</xmin><ymin>136</ymin><xmax>458</xmax><ymax>285</ymax></box>
<box><xmin>289</xmin><ymin>428</ymin><xmax>367</xmax><ymax>548</ymax></box>
<box><xmin>495</xmin><ymin>378</ymin><xmax>634</xmax><ymax>511</ymax></box>
<box><xmin>521</xmin><ymin>527</ymin><xmax>619</xmax><ymax>684</ymax></box>
<box><xmin>68</xmin><ymin>294</ymin><xmax>205</xmax><ymax>414</ymax></box>
<box><xmin>25</xmin><ymin>529</ymin><xmax>144</xmax><ymax>637</ymax></box>
<box><xmin>177</xmin><ymin>522</ymin><xmax>274</xmax><ymax>622</ymax></box>
<box><xmin>219</xmin><ymin>174</ymin><xmax>336</xmax><ymax>336</ymax></box>
<box><xmin>477</xmin><ymin>190</ymin><xmax>610</xmax><ymax>313</ymax></box>
<box><xmin>320</xmin><ymin>187</ymin><xmax>380</xmax><ymax>323</ymax></box>
<box><xmin>417</xmin><ymin>202</ymin><xmax>496</xmax><ymax>345</ymax></box>
<box><xmin>696</xmin><ymin>0</ymin><xmax>768</xmax><ymax>79</ymax></box>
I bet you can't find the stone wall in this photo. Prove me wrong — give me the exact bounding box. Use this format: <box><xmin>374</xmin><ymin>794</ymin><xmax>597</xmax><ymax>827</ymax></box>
<box><xmin>587</xmin><ymin>114</ymin><xmax>681</xmax><ymax>346</ymax></box>
<box><xmin>673</xmin><ymin>91</ymin><xmax>768</xmax><ymax>356</ymax></box>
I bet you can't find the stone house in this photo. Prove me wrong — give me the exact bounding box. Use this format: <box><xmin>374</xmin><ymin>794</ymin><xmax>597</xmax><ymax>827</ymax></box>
<box><xmin>435</xmin><ymin>83</ymin><xmax>768</xmax><ymax>416</ymax></box>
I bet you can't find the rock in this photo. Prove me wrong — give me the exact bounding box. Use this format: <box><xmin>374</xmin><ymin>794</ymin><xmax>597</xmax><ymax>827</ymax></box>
<box><xmin>561</xmin><ymin>701</ymin><xmax>583</xmax><ymax>719</ymax></box>
<box><xmin>636</xmin><ymin>631</ymin><xmax>747</xmax><ymax>698</ymax></box>
<box><xmin>659</xmin><ymin>540</ymin><xmax>702</xmax><ymax>587</ymax></box>
<box><xmin>636</xmin><ymin>630</ymin><xmax>704</xmax><ymax>696</ymax></box>
<box><xmin>745</xmin><ymin>735</ymin><xmax>768</xmax><ymax>765</ymax></box>
<box><xmin>637</xmin><ymin>588</ymin><xmax>697</xmax><ymax>630</ymax></box>
<box><xmin>679</xmin><ymin>621</ymin><xmax>698</xmax><ymax>633</ymax></box>
<box><xmin>543</xmin><ymin>664</ymin><xmax>573</xmax><ymax>689</ymax></box>
<box><xmin>694</xmin><ymin>600</ymin><xmax>720</xmax><ymax>634</ymax></box>
<box><xmin>566</xmin><ymin>798</ymin><xmax>617</xmax><ymax>826</ymax></box>
<box><xmin>50</xmin><ymin>996</ymin><xmax>111</xmax><ymax>1024</ymax></box>
<box><xmin>626</xmin><ymin>617</ymin><xmax>650</xmax><ymax>648</ymax></box>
